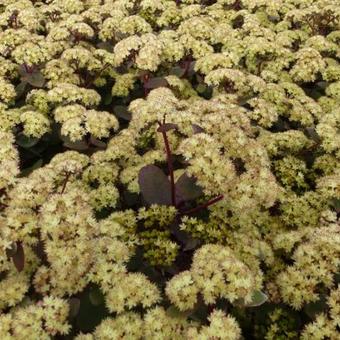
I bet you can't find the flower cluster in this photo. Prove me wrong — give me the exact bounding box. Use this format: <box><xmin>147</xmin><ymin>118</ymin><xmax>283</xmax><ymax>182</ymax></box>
<box><xmin>76</xmin><ymin>308</ymin><xmax>241</xmax><ymax>340</ymax></box>
<box><xmin>166</xmin><ymin>244</ymin><xmax>262</xmax><ymax>310</ymax></box>
<box><xmin>0</xmin><ymin>0</ymin><xmax>339</xmax><ymax>338</ymax></box>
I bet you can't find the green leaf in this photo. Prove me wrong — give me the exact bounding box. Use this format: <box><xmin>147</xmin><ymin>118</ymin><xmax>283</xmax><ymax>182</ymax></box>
<box><xmin>170</xmin><ymin>66</ymin><xmax>186</xmax><ymax>77</ymax></box>
<box><xmin>304</xmin><ymin>296</ymin><xmax>327</xmax><ymax>319</ymax></box>
<box><xmin>15</xmin><ymin>81</ymin><xmax>27</xmax><ymax>98</ymax></box>
<box><xmin>245</xmin><ymin>290</ymin><xmax>268</xmax><ymax>307</ymax></box>
<box><xmin>89</xmin><ymin>288</ymin><xmax>105</xmax><ymax>306</ymax></box>
<box><xmin>234</xmin><ymin>290</ymin><xmax>268</xmax><ymax>308</ymax></box>
<box><xmin>138</xmin><ymin>165</ymin><xmax>172</xmax><ymax>206</ymax></box>
<box><xmin>76</xmin><ymin>292</ymin><xmax>109</xmax><ymax>332</ymax></box>
<box><xmin>330</xmin><ymin>198</ymin><xmax>340</xmax><ymax>214</ymax></box>
<box><xmin>16</xmin><ymin>133</ymin><xmax>39</xmax><ymax>148</ymax></box>
<box><xmin>20</xmin><ymin>158</ymin><xmax>43</xmax><ymax>177</ymax></box>
<box><xmin>166</xmin><ymin>306</ymin><xmax>192</xmax><ymax>319</ymax></box>
<box><xmin>196</xmin><ymin>84</ymin><xmax>207</xmax><ymax>94</ymax></box>
<box><xmin>103</xmin><ymin>92</ymin><xmax>113</xmax><ymax>105</ymax></box>
<box><xmin>334</xmin><ymin>273</ymin><xmax>340</xmax><ymax>284</ymax></box>
<box><xmin>183</xmin><ymin>237</ymin><xmax>200</xmax><ymax>251</ymax></box>
<box><xmin>316</xmin><ymin>81</ymin><xmax>328</xmax><ymax>89</ymax></box>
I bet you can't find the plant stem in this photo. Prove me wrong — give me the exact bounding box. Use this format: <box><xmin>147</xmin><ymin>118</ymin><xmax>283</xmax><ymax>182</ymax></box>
<box><xmin>143</xmin><ymin>73</ymin><xmax>150</xmax><ymax>97</ymax></box>
<box><xmin>181</xmin><ymin>55</ymin><xmax>192</xmax><ymax>79</ymax></box>
<box><xmin>158</xmin><ymin>122</ymin><xmax>176</xmax><ymax>207</ymax></box>
<box><xmin>60</xmin><ymin>172</ymin><xmax>71</xmax><ymax>194</ymax></box>
<box><xmin>180</xmin><ymin>194</ymin><xmax>224</xmax><ymax>215</ymax></box>
<box><xmin>24</xmin><ymin>63</ymin><xmax>30</xmax><ymax>74</ymax></box>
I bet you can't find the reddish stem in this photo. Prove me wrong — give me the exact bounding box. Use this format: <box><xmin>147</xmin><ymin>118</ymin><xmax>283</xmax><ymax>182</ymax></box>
<box><xmin>60</xmin><ymin>172</ymin><xmax>71</xmax><ymax>194</ymax></box>
<box><xmin>180</xmin><ymin>194</ymin><xmax>224</xmax><ymax>215</ymax></box>
<box><xmin>156</xmin><ymin>118</ymin><xmax>223</xmax><ymax>214</ymax></box>
<box><xmin>143</xmin><ymin>73</ymin><xmax>150</xmax><ymax>97</ymax></box>
<box><xmin>181</xmin><ymin>56</ymin><xmax>192</xmax><ymax>79</ymax></box>
<box><xmin>0</xmin><ymin>203</ymin><xmax>8</xmax><ymax>210</ymax></box>
<box><xmin>158</xmin><ymin>121</ymin><xmax>176</xmax><ymax>207</ymax></box>
<box><xmin>24</xmin><ymin>63</ymin><xmax>31</xmax><ymax>74</ymax></box>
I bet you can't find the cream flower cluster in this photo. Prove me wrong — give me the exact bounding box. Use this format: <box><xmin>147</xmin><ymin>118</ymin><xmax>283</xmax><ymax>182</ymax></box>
<box><xmin>54</xmin><ymin>104</ymin><xmax>119</xmax><ymax>142</ymax></box>
<box><xmin>166</xmin><ymin>244</ymin><xmax>262</xmax><ymax>310</ymax></box>
<box><xmin>0</xmin><ymin>0</ymin><xmax>339</xmax><ymax>338</ymax></box>
<box><xmin>76</xmin><ymin>308</ymin><xmax>241</xmax><ymax>340</ymax></box>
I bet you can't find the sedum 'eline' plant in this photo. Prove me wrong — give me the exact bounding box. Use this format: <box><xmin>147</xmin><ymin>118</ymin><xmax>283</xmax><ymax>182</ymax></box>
<box><xmin>0</xmin><ymin>0</ymin><xmax>339</xmax><ymax>338</ymax></box>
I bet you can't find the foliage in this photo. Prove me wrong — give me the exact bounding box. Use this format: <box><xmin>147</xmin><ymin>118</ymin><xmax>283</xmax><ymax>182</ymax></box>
<box><xmin>0</xmin><ymin>0</ymin><xmax>339</xmax><ymax>338</ymax></box>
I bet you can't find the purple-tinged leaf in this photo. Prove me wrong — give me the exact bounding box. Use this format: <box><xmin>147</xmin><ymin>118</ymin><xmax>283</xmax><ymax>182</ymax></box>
<box><xmin>89</xmin><ymin>136</ymin><xmax>106</xmax><ymax>149</ymax></box>
<box><xmin>305</xmin><ymin>127</ymin><xmax>321</xmax><ymax>143</ymax></box>
<box><xmin>18</xmin><ymin>64</ymin><xmax>29</xmax><ymax>76</ymax></box>
<box><xmin>19</xmin><ymin>68</ymin><xmax>44</xmax><ymax>88</ymax></box>
<box><xmin>97</xmin><ymin>42</ymin><xmax>113</xmax><ymax>52</ymax></box>
<box><xmin>176</xmin><ymin>173</ymin><xmax>203</xmax><ymax>202</ymax></box>
<box><xmin>183</xmin><ymin>238</ymin><xmax>200</xmax><ymax>251</ymax></box>
<box><xmin>69</xmin><ymin>298</ymin><xmax>81</xmax><ymax>318</ymax></box>
<box><xmin>138</xmin><ymin>165</ymin><xmax>172</xmax><ymax>206</ymax></box>
<box><xmin>25</xmin><ymin>71</ymin><xmax>45</xmax><ymax>88</ymax></box>
<box><xmin>192</xmin><ymin>124</ymin><xmax>205</xmax><ymax>134</ymax></box>
<box><xmin>114</xmin><ymin>105</ymin><xmax>131</xmax><ymax>121</ymax></box>
<box><xmin>144</xmin><ymin>77</ymin><xmax>168</xmax><ymax>89</ymax></box>
<box><xmin>157</xmin><ymin>123</ymin><xmax>178</xmax><ymax>133</ymax></box>
<box><xmin>18</xmin><ymin>65</ymin><xmax>45</xmax><ymax>88</ymax></box>
<box><xmin>61</xmin><ymin>135</ymin><xmax>89</xmax><ymax>151</ymax></box>
<box><xmin>7</xmin><ymin>242</ymin><xmax>25</xmax><ymax>272</ymax></box>
<box><xmin>63</xmin><ymin>140</ymin><xmax>89</xmax><ymax>150</ymax></box>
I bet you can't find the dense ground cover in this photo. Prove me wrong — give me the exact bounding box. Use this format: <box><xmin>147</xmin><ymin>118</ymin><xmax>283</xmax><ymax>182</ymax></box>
<box><xmin>0</xmin><ymin>0</ymin><xmax>339</xmax><ymax>338</ymax></box>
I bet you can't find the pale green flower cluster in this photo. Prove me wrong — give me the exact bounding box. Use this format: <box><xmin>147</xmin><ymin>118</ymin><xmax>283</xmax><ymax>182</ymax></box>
<box><xmin>0</xmin><ymin>131</ymin><xmax>19</xmax><ymax>190</ymax></box>
<box><xmin>0</xmin><ymin>0</ymin><xmax>339</xmax><ymax>338</ymax></box>
<box><xmin>76</xmin><ymin>308</ymin><xmax>241</xmax><ymax>340</ymax></box>
<box><xmin>0</xmin><ymin>76</ymin><xmax>16</xmax><ymax>103</ymax></box>
<box><xmin>275</xmin><ymin>220</ymin><xmax>339</xmax><ymax>309</ymax></box>
<box><xmin>300</xmin><ymin>285</ymin><xmax>340</xmax><ymax>340</ymax></box>
<box><xmin>0</xmin><ymin>296</ymin><xmax>70</xmax><ymax>338</ymax></box>
<box><xmin>166</xmin><ymin>244</ymin><xmax>262</xmax><ymax>309</ymax></box>
<box><xmin>54</xmin><ymin>104</ymin><xmax>119</xmax><ymax>142</ymax></box>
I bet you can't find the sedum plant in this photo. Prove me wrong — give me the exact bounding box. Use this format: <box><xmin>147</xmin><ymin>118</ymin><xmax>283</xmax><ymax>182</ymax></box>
<box><xmin>0</xmin><ymin>0</ymin><xmax>339</xmax><ymax>338</ymax></box>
